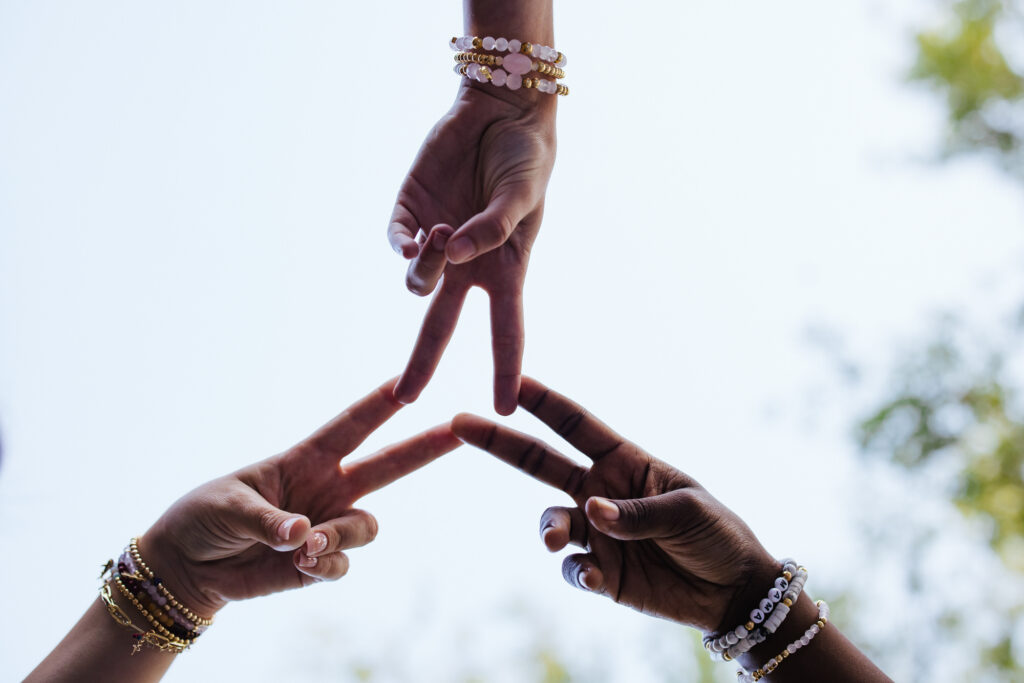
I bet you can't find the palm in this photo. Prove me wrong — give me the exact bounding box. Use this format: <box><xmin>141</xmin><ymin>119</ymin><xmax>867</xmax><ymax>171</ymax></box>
<box><xmin>453</xmin><ymin>377</ymin><xmax>777</xmax><ymax>633</ymax></box>
<box><xmin>388</xmin><ymin>85</ymin><xmax>555</xmax><ymax>414</ymax></box>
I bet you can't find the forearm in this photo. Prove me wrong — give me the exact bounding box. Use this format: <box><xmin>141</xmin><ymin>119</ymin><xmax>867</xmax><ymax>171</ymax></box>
<box><xmin>464</xmin><ymin>0</ymin><xmax>554</xmax><ymax>45</ymax></box>
<box><xmin>27</xmin><ymin>594</ymin><xmax>176</xmax><ymax>683</ymax></box>
<box><xmin>738</xmin><ymin>592</ymin><xmax>891</xmax><ymax>683</ymax></box>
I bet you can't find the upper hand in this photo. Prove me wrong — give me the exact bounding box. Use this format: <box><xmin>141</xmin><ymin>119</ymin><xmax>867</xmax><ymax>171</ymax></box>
<box><xmin>451</xmin><ymin>377</ymin><xmax>780</xmax><ymax>633</ymax></box>
<box><xmin>139</xmin><ymin>378</ymin><xmax>462</xmax><ymax>617</ymax></box>
<box><xmin>387</xmin><ymin>84</ymin><xmax>557</xmax><ymax>415</ymax></box>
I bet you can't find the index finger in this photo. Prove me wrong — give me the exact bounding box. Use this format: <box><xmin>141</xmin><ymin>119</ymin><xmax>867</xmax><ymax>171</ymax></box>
<box><xmin>344</xmin><ymin>423</ymin><xmax>463</xmax><ymax>499</ymax></box>
<box><xmin>451</xmin><ymin>412</ymin><xmax>588</xmax><ymax>498</ymax></box>
<box><xmin>305</xmin><ymin>377</ymin><xmax>405</xmax><ymax>460</ymax></box>
<box><xmin>518</xmin><ymin>377</ymin><xmax>626</xmax><ymax>461</ymax></box>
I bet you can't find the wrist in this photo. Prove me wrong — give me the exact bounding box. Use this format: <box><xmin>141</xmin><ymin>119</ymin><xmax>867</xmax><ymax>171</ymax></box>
<box><xmin>711</xmin><ymin>552</ymin><xmax>782</xmax><ymax>636</ymax></box>
<box><xmin>464</xmin><ymin>0</ymin><xmax>554</xmax><ymax>48</ymax></box>
<box><xmin>138</xmin><ymin>528</ymin><xmax>225</xmax><ymax>618</ymax></box>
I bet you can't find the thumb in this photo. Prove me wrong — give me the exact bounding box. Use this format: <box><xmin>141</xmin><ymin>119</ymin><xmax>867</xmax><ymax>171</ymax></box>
<box><xmin>445</xmin><ymin>185</ymin><xmax>535</xmax><ymax>264</ymax></box>
<box><xmin>232</xmin><ymin>487</ymin><xmax>312</xmax><ymax>552</ymax></box>
<box><xmin>584</xmin><ymin>489</ymin><xmax>699</xmax><ymax>541</ymax></box>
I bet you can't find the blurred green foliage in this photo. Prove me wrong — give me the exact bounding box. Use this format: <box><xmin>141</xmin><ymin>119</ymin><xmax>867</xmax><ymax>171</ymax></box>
<box><xmin>910</xmin><ymin>0</ymin><xmax>1024</xmax><ymax>174</ymax></box>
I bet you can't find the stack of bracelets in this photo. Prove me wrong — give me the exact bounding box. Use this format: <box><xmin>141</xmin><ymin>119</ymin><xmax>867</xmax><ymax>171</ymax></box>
<box><xmin>450</xmin><ymin>34</ymin><xmax>569</xmax><ymax>96</ymax></box>
<box><xmin>701</xmin><ymin>559</ymin><xmax>830</xmax><ymax>681</ymax></box>
<box><xmin>98</xmin><ymin>538</ymin><xmax>213</xmax><ymax>654</ymax></box>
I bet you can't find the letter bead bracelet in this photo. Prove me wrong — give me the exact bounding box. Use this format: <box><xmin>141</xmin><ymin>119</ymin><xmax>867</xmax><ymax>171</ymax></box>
<box><xmin>449</xmin><ymin>35</ymin><xmax>570</xmax><ymax>96</ymax></box>
<box><xmin>703</xmin><ymin>559</ymin><xmax>806</xmax><ymax>661</ymax></box>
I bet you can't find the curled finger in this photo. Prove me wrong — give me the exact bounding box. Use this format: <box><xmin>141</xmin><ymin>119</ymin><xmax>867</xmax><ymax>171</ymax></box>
<box><xmin>305</xmin><ymin>509</ymin><xmax>379</xmax><ymax>558</ymax></box>
<box><xmin>539</xmin><ymin>506</ymin><xmax>588</xmax><ymax>552</ymax></box>
<box><xmin>405</xmin><ymin>224</ymin><xmax>454</xmax><ymax>296</ymax></box>
<box><xmin>295</xmin><ymin>549</ymin><xmax>351</xmax><ymax>582</ymax></box>
<box><xmin>561</xmin><ymin>553</ymin><xmax>605</xmax><ymax>593</ymax></box>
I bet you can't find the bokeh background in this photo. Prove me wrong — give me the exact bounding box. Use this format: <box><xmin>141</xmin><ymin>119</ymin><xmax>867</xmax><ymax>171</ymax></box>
<box><xmin>2</xmin><ymin>0</ymin><xmax>1024</xmax><ymax>681</ymax></box>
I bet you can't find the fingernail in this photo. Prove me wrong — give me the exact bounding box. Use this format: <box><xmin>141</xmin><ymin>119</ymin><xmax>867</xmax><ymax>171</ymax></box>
<box><xmin>278</xmin><ymin>517</ymin><xmax>300</xmax><ymax>541</ymax></box>
<box><xmin>589</xmin><ymin>497</ymin><xmax>620</xmax><ymax>522</ymax></box>
<box><xmin>446</xmin><ymin>237</ymin><xmax>475</xmax><ymax>263</ymax></box>
<box><xmin>431</xmin><ymin>230</ymin><xmax>450</xmax><ymax>250</ymax></box>
<box><xmin>297</xmin><ymin>552</ymin><xmax>317</xmax><ymax>568</ymax></box>
<box><xmin>306</xmin><ymin>532</ymin><xmax>328</xmax><ymax>556</ymax></box>
<box><xmin>579</xmin><ymin>569</ymin><xmax>593</xmax><ymax>591</ymax></box>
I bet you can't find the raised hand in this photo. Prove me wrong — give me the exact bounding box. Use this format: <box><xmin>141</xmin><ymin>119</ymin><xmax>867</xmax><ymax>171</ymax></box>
<box><xmin>388</xmin><ymin>83</ymin><xmax>557</xmax><ymax>415</ymax></box>
<box><xmin>452</xmin><ymin>377</ymin><xmax>780</xmax><ymax>634</ymax></box>
<box><xmin>139</xmin><ymin>378</ymin><xmax>462</xmax><ymax>617</ymax></box>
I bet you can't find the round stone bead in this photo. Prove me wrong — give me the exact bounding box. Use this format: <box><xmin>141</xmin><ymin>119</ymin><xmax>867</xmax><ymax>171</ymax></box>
<box><xmin>759</xmin><ymin>598</ymin><xmax>774</xmax><ymax>614</ymax></box>
<box><xmin>734</xmin><ymin>625</ymin><xmax>748</xmax><ymax>639</ymax></box>
<box><xmin>505</xmin><ymin>73</ymin><xmax>522</xmax><ymax>90</ymax></box>
<box><xmin>450</xmin><ymin>38</ymin><xmax>459</xmax><ymax>51</ymax></box>
<box><xmin>800</xmin><ymin>636</ymin><xmax>810</xmax><ymax>646</ymax></box>
<box><xmin>482</xmin><ymin>36</ymin><xmax>496</xmax><ymax>50</ymax></box>
<box><xmin>810</xmin><ymin>625</ymin><xmax>819</xmax><ymax>635</ymax></box>
<box><xmin>768</xmin><ymin>587</ymin><xmax>783</xmax><ymax>602</ymax></box>
<box><xmin>787</xmin><ymin>644</ymin><xmax>797</xmax><ymax>654</ymax></box>
<box><xmin>490</xmin><ymin>68</ymin><xmax>508</xmax><ymax>87</ymax></box>
<box><xmin>725</xmin><ymin>632</ymin><xmax>739</xmax><ymax>645</ymax></box>
<box><xmin>775</xmin><ymin>577</ymin><xmax>789</xmax><ymax>592</ymax></box>
<box><xmin>508</xmin><ymin>39</ymin><xmax>521</xmax><ymax>52</ymax></box>
<box><xmin>750</xmin><ymin>608</ymin><xmax>765</xmax><ymax>624</ymax></box>
<box><xmin>495</xmin><ymin>37</ymin><xmax>508</xmax><ymax>51</ymax></box>
<box><xmin>467</xmin><ymin>63</ymin><xmax>480</xmax><ymax>79</ymax></box>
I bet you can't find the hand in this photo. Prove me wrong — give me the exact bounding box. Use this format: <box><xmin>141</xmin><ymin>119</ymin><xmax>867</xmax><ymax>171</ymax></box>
<box><xmin>139</xmin><ymin>378</ymin><xmax>462</xmax><ymax>617</ymax></box>
<box><xmin>452</xmin><ymin>377</ymin><xmax>780</xmax><ymax>633</ymax></box>
<box><xmin>388</xmin><ymin>84</ymin><xmax>557</xmax><ymax>415</ymax></box>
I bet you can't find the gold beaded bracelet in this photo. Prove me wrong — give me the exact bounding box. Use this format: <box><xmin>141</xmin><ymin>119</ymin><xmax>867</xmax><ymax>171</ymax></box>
<box><xmin>111</xmin><ymin>574</ymin><xmax>194</xmax><ymax>649</ymax></box>
<box><xmin>129</xmin><ymin>538</ymin><xmax>213</xmax><ymax>627</ymax></box>
<box><xmin>454</xmin><ymin>52</ymin><xmax>566</xmax><ymax>80</ymax></box>
<box><xmin>98</xmin><ymin>563</ymin><xmax>190</xmax><ymax>655</ymax></box>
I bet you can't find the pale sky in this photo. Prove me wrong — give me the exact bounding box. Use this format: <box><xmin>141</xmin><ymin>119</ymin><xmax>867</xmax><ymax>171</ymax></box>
<box><xmin>2</xmin><ymin>1</ymin><xmax>1023</xmax><ymax>681</ymax></box>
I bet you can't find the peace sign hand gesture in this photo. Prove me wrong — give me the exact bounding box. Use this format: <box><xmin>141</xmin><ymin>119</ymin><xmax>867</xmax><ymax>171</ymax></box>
<box><xmin>452</xmin><ymin>377</ymin><xmax>780</xmax><ymax>634</ymax></box>
<box><xmin>139</xmin><ymin>378</ymin><xmax>462</xmax><ymax>617</ymax></box>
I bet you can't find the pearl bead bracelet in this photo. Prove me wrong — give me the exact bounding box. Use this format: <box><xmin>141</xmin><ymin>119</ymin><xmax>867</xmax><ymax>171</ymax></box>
<box><xmin>450</xmin><ymin>35</ymin><xmax>567</xmax><ymax>68</ymax></box>
<box><xmin>454</xmin><ymin>52</ymin><xmax>565</xmax><ymax>80</ymax></box>
<box><xmin>454</xmin><ymin>62</ymin><xmax>569</xmax><ymax>96</ymax></box>
<box><xmin>703</xmin><ymin>559</ymin><xmax>806</xmax><ymax>661</ymax></box>
<box><xmin>737</xmin><ymin>600</ymin><xmax>831</xmax><ymax>682</ymax></box>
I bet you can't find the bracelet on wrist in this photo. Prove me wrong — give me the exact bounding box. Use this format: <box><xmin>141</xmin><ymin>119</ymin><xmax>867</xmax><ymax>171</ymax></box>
<box><xmin>97</xmin><ymin>538</ymin><xmax>213</xmax><ymax>655</ymax></box>
<box><xmin>738</xmin><ymin>600</ymin><xmax>831</xmax><ymax>682</ymax></box>
<box><xmin>449</xmin><ymin>34</ymin><xmax>570</xmax><ymax>96</ymax></box>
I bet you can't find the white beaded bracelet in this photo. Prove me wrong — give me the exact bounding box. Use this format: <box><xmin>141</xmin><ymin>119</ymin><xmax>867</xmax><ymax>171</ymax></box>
<box><xmin>737</xmin><ymin>600</ymin><xmax>830</xmax><ymax>682</ymax></box>
<box><xmin>453</xmin><ymin>63</ymin><xmax>568</xmax><ymax>96</ymax></box>
<box><xmin>705</xmin><ymin>561</ymin><xmax>811</xmax><ymax>662</ymax></box>
<box><xmin>450</xmin><ymin>34</ymin><xmax>567</xmax><ymax>67</ymax></box>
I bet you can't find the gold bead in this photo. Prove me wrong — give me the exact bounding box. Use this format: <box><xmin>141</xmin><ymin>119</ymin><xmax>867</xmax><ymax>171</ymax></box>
<box><xmin>746</xmin><ymin>621</ymin><xmax>755</xmax><ymax>631</ymax></box>
<box><xmin>723</xmin><ymin>652</ymin><xmax>732</xmax><ymax>661</ymax></box>
<box><xmin>472</xmin><ymin>37</ymin><xmax>482</xmax><ymax>49</ymax></box>
<box><xmin>782</xmin><ymin>650</ymin><xmax>789</xmax><ymax>658</ymax></box>
<box><xmin>451</xmin><ymin>37</ymin><xmax>457</xmax><ymax>45</ymax></box>
<box><xmin>496</xmin><ymin>56</ymin><xmax>503</xmax><ymax>65</ymax></box>
<box><xmin>556</xmin><ymin>51</ymin><xmax>564</xmax><ymax>63</ymax></box>
<box><xmin>817</xmin><ymin>620</ymin><xmax>826</xmax><ymax>628</ymax></box>
<box><xmin>521</xmin><ymin>41</ymin><xmax>532</xmax><ymax>55</ymax></box>
<box><xmin>783</xmin><ymin>571</ymin><xmax>792</xmax><ymax>581</ymax></box>
<box><xmin>783</xmin><ymin>598</ymin><xmax>792</xmax><ymax>607</ymax></box>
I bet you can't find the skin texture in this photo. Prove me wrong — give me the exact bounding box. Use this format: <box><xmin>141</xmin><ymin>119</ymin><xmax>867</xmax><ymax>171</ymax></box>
<box><xmin>388</xmin><ymin>0</ymin><xmax>558</xmax><ymax>416</ymax></box>
<box><xmin>28</xmin><ymin>378</ymin><xmax>461</xmax><ymax>683</ymax></box>
<box><xmin>453</xmin><ymin>377</ymin><xmax>893</xmax><ymax>682</ymax></box>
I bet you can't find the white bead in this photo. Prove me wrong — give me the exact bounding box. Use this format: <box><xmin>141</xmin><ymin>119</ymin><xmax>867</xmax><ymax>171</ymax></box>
<box><xmin>457</xmin><ymin>37</ymin><xmax>468</xmax><ymax>50</ymax></box>
<box><xmin>508</xmin><ymin>39</ymin><xmax>521</xmax><ymax>52</ymax></box>
<box><xmin>774</xmin><ymin>577</ymin><xmax>789</xmax><ymax>592</ymax></box>
<box><xmin>759</xmin><ymin>598</ymin><xmax>774</xmax><ymax>614</ymax></box>
<box><xmin>490</xmin><ymin>68</ymin><xmax>507</xmax><ymax>87</ymax></box>
<box><xmin>467</xmin><ymin>63</ymin><xmax>480</xmax><ymax>78</ymax></box>
<box><xmin>768</xmin><ymin>588</ymin><xmax>783</xmax><ymax>602</ymax></box>
<box><xmin>725</xmin><ymin>632</ymin><xmax>739</xmax><ymax>645</ymax></box>
<box><xmin>800</xmin><ymin>636</ymin><xmax>810</xmax><ymax>646</ymax></box>
<box><xmin>750</xmin><ymin>609</ymin><xmax>765</xmax><ymax>624</ymax></box>
<box><xmin>482</xmin><ymin>36</ymin><xmax>496</xmax><ymax>50</ymax></box>
<box><xmin>810</xmin><ymin>625</ymin><xmax>819</xmax><ymax>635</ymax></box>
<box><xmin>495</xmin><ymin>37</ymin><xmax>508</xmax><ymax>51</ymax></box>
<box><xmin>735</xmin><ymin>625</ymin><xmax>748</xmax><ymax>639</ymax></box>
<box><xmin>450</xmin><ymin>38</ymin><xmax>459</xmax><ymax>51</ymax></box>
<box><xmin>787</xmin><ymin>644</ymin><xmax>797</xmax><ymax>654</ymax></box>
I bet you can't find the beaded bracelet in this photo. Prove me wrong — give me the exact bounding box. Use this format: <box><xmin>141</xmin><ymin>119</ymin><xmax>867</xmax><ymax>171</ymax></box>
<box><xmin>119</xmin><ymin>549</ymin><xmax>209</xmax><ymax>635</ymax></box>
<box><xmin>129</xmin><ymin>537</ymin><xmax>213</xmax><ymax>627</ymax></box>
<box><xmin>704</xmin><ymin>561</ymin><xmax>809</xmax><ymax>662</ymax></box>
<box><xmin>99</xmin><ymin>559</ymin><xmax>192</xmax><ymax>654</ymax></box>
<box><xmin>450</xmin><ymin>35</ymin><xmax>567</xmax><ymax>67</ymax></box>
<box><xmin>111</xmin><ymin>574</ymin><xmax>196</xmax><ymax>649</ymax></box>
<box><xmin>454</xmin><ymin>52</ymin><xmax>566</xmax><ymax>80</ymax></box>
<box><xmin>737</xmin><ymin>600</ymin><xmax>830</xmax><ymax>682</ymax></box>
<box><xmin>454</xmin><ymin>63</ymin><xmax>569</xmax><ymax>96</ymax></box>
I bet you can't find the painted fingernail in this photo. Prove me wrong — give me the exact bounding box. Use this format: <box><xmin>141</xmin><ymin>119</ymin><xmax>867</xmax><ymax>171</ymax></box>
<box><xmin>278</xmin><ymin>517</ymin><xmax>300</xmax><ymax>541</ymax></box>
<box><xmin>297</xmin><ymin>552</ymin><xmax>318</xmax><ymax>568</ymax></box>
<box><xmin>306</xmin><ymin>532</ymin><xmax>328</xmax><ymax>555</ymax></box>
<box><xmin>589</xmin><ymin>497</ymin><xmax>620</xmax><ymax>522</ymax></box>
<box><xmin>446</xmin><ymin>237</ymin><xmax>475</xmax><ymax>263</ymax></box>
